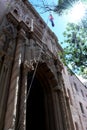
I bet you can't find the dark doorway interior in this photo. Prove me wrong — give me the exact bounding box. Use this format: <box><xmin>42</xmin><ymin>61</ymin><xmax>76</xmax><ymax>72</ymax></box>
<box><xmin>27</xmin><ymin>72</ymin><xmax>45</xmax><ymax>130</ymax></box>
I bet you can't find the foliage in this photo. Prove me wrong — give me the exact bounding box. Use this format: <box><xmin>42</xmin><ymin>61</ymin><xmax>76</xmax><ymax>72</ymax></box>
<box><xmin>62</xmin><ymin>23</ymin><xmax>87</xmax><ymax>78</ymax></box>
<box><xmin>54</xmin><ymin>0</ymin><xmax>87</xmax><ymax>15</ymax></box>
<box><xmin>35</xmin><ymin>0</ymin><xmax>87</xmax><ymax>15</ymax></box>
<box><xmin>33</xmin><ymin>0</ymin><xmax>87</xmax><ymax>78</ymax></box>
<box><xmin>55</xmin><ymin>0</ymin><xmax>87</xmax><ymax>78</ymax></box>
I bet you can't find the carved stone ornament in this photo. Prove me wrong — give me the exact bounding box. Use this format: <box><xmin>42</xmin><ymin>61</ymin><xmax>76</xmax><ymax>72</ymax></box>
<box><xmin>24</xmin><ymin>60</ymin><xmax>34</xmax><ymax>71</ymax></box>
<box><xmin>2</xmin><ymin>20</ymin><xmax>17</xmax><ymax>39</ymax></box>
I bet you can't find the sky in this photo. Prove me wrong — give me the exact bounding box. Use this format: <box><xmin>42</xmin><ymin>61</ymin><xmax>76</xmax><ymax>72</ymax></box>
<box><xmin>29</xmin><ymin>0</ymin><xmax>87</xmax><ymax>45</ymax></box>
<box><xmin>29</xmin><ymin>0</ymin><xmax>87</xmax><ymax>83</ymax></box>
<box><xmin>29</xmin><ymin>0</ymin><xmax>68</xmax><ymax>45</ymax></box>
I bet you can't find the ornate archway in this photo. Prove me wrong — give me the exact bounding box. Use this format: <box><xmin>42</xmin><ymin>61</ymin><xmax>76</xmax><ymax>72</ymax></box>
<box><xmin>27</xmin><ymin>62</ymin><xmax>57</xmax><ymax>130</ymax></box>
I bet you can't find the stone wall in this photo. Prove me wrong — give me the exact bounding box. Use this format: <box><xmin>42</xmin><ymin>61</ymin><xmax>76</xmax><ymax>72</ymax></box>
<box><xmin>62</xmin><ymin>66</ymin><xmax>87</xmax><ymax>130</ymax></box>
<box><xmin>0</xmin><ymin>0</ymin><xmax>66</xmax><ymax>130</ymax></box>
<box><xmin>0</xmin><ymin>0</ymin><xmax>87</xmax><ymax>130</ymax></box>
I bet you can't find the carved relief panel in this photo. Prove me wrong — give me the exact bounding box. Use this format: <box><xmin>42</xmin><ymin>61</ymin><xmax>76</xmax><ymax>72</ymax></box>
<box><xmin>0</xmin><ymin>16</ymin><xmax>17</xmax><ymax>70</ymax></box>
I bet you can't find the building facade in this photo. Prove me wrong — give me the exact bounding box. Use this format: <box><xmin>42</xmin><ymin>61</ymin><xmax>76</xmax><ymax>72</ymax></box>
<box><xmin>62</xmin><ymin>67</ymin><xmax>87</xmax><ymax>130</ymax></box>
<box><xmin>0</xmin><ymin>0</ymin><xmax>87</xmax><ymax>130</ymax></box>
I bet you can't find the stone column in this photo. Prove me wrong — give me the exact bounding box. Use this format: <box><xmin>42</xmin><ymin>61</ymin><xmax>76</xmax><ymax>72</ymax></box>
<box><xmin>4</xmin><ymin>29</ymin><xmax>26</xmax><ymax>130</ymax></box>
<box><xmin>56</xmin><ymin>72</ymin><xmax>70</xmax><ymax>130</ymax></box>
<box><xmin>0</xmin><ymin>65</ymin><xmax>9</xmax><ymax>130</ymax></box>
<box><xmin>16</xmin><ymin>66</ymin><xmax>27</xmax><ymax>130</ymax></box>
<box><xmin>63</xmin><ymin>89</ymin><xmax>75</xmax><ymax>130</ymax></box>
<box><xmin>58</xmin><ymin>90</ymin><xmax>68</xmax><ymax>130</ymax></box>
<box><xmin>17</xmin><ymin>60</ymin><xmax>36</xmax><ymax>130</ymax></box>
<box><xmin>52</xmin><ymin>89</ymin><xmax>64</xmax><ymax>130</ymax></box>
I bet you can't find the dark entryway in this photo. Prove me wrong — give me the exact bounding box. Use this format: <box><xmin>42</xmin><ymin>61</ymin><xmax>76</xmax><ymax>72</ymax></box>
<box><xmin>27</xmin><ymin>72</ymin><xmax>46</xmax><ymax>130</ymax></box>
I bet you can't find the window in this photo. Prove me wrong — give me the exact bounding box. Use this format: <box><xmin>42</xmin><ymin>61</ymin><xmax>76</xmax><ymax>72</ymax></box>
<box><xmin>14</xmin><ymin>9</ymin><xmax>18</xmax><ymax>15</ymax></box>
<box><xmin>81</xmin><ymin>89</ymin><xmax>84</xmax><ymax>97</ymax></box>
<box><xmin>74</xmin><ymin>82</ymin><xmax>78</xmax><ymax>91</ymax></box>
<box><xmin>67</xmin><ymin>89</ymin><xmax>73</xmax><ymax>105</ymax></box>
<box><xmin>75</xmin><ymin>122</ymin><xmax>79</xmax><ymax>130</ymax></box>
<box><xmin>79</xmin><ymin>102</ymin><xmax>84</xmax><ymax>114</ymax></box>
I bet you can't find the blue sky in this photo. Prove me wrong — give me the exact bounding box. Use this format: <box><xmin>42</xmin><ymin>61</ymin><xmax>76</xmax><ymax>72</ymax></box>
<box><xmin>29</xmin><ymin>0</ymin><xmax>68</xmax><ymax>45</ymax></box>
<box><xmin>29</xmin><ymin>0</ymin><xmax>87</xmax><ymax>82</ymax></box>
<box><xmin>29</xmin><ymin>0</ymin><xmax>87</xmax><ymax>47</ymax></box>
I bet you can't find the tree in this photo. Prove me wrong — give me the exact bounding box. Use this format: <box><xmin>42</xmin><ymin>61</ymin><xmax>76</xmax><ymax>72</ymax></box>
<box><xmin>34</xmin><ymin>0</ymin><xmax>87</xmax><ymax>15</ymax></box>
<box><xmin>33</xmin><ymin>0</ymin><xmax>87</xmax><ymax>78</ymax></box>
<box><xmin>54</xmin><ymin>0</ymin><xmax>87</xmax><ymax>15</ymax></box>
<box><xmin>32</xmin><ymin>0</ymin><xmax>73</xmax><ymax>14</ymax></box>
<box><xmin>62</xmin><ymin>23</ymin><xmax>87</xmax><ymax>78</ymax></box>
<box><xmin>39</xmin><ymin>0</ymin><xmax>87</xmax><ymax>78</ymax></box>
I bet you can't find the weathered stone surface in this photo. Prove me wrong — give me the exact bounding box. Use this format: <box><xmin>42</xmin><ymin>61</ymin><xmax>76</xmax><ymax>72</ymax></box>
<box><xmin>0</xmin><ymin>1</ymin><xmax>87</xmax><ymax>130</ymax></box>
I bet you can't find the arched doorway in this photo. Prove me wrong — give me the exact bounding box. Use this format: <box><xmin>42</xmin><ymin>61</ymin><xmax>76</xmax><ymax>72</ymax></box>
<box><xmin>26</xmin><ymin>63</ymin><xmax>59</xmax><ymax>130</ymax></box>
<box><xmin>27</xmin><ymin>71</ymin><xmax>46</xmax><ymax>130</ymax></box>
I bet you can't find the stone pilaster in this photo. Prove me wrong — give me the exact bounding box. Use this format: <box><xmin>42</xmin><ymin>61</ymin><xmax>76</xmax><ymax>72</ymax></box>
<box><xmin>58</xmin><ymin>91</ymin><xmax>69</xmax><ymax>130</ymax></box>
<box><xmin>4</xmin><ymin>29</ymin><xmax>25</xmax><ymax>130</ymax></box>
<box><xmin>52</xmin><ymin>90</ymin><xmax>64</xmax><ymax>130</ymax></box>
<box><xmin>16</xmin><ymin>66</ymin><xmax>27</xmax><ymax>130</ymax></box>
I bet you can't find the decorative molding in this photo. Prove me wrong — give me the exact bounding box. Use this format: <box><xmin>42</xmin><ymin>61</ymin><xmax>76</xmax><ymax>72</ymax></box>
<box><xmin>24</xmin><ymin>60</ymin><xmax>34</xmax><ymax>71</ymax></box>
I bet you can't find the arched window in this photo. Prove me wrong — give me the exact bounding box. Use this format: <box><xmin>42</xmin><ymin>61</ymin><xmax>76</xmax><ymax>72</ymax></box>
<box><xmin>81</xmin><ymin>89</ymin><xmax>84</xmax><ymax>97</ymax></box>
<box><xmin>13</xmin><ymin>9</ymin><xmax>18</xmax><ymax>15</ymax></box>
<box><xmin>79</xmin><ymin>102</ymin><xmax>84</xmax><ymax>114</ymax></box>
<box><xmin>74</xmin><ymin>82</ymin><xmax>78</xmax><ymax>92</ymax></box>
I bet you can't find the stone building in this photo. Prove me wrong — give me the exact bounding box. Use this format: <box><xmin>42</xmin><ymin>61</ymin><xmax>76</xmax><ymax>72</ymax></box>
<box><xmin>62</xmin><ymin>67</ymin><xmax>87</xmax><ymax>130</ymax></box>
<box><xmin>0</xmin><ymin>0</ymin><xmax>87</xmax><ymax>130</ymax></box>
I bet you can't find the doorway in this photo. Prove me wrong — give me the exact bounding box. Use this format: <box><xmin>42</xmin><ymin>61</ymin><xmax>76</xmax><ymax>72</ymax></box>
<box><xmin>27</xmin><ymin>72</ymin><xmax>46</xmax><ymax>130</ymax></box>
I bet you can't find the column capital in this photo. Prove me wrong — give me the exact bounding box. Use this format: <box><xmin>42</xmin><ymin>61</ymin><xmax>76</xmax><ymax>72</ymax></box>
<box><xmin>23</xmin><ymin>60</ymin><xmax>34</xmax><ymax>72</ymax></box>
<box><xmin>17</xmin><ymin>28</ymin><xmax>26</xmax><ymax>41</ymax></box>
